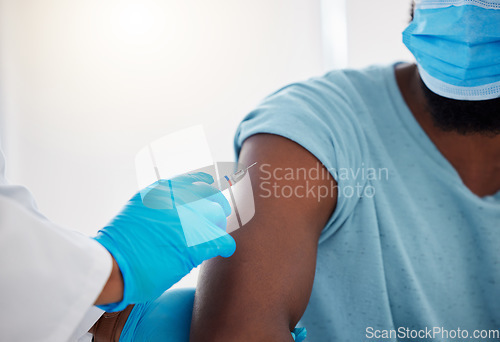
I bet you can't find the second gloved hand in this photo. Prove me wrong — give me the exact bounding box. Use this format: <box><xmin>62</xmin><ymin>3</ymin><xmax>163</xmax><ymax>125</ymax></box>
<box><xmin>119</xmin><ymin>289</ymin><xmax>307</xmax><ymax>342</ymax></box>
<box><xmin>94</xmin><ymin>172</ymin><xmax>236</xmax><ymax>312</ymax></box>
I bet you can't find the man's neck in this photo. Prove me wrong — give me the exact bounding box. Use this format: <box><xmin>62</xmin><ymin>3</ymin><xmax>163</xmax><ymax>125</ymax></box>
<box><xmin>395</xmin><ymin>63</ymin><xmax>500</xmax><ymax>197</ymax></box>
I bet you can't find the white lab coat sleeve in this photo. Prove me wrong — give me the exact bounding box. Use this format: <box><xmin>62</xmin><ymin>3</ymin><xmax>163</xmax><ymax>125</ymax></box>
<box><xmin>0</xmin><ymin>149</ymin><xmax>112</xmax><ymax>342</ymax></box>
<box><xmin>68</xmin><ymin>306</ymin><xmax>105</xmax><ymax>342</ymax></box>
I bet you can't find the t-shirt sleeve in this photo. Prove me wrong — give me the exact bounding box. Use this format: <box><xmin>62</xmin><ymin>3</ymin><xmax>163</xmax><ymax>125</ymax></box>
<box><xmin>234</xmin><ymin>71</ymin><xmax>368</xmax><ymax>240</ymax></box>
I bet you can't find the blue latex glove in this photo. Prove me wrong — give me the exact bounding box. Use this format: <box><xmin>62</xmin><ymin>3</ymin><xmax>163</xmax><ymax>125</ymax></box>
<box><xmin>119</xmin><ymin>288</ymin><xmax>307</xmax><ymax>341</ymax></box>
<box><xmin>94</xmin><ymin>172</ymin><xmax>236</xmax><ymax>312</ymax></box>
<box><xmin>291</xmin><ymin>327</ymin><xmax>307</xmax><ymax>342</ymax></box>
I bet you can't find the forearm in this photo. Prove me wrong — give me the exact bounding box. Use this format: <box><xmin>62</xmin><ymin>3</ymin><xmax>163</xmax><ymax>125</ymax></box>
<box><xmin>94</xmin><ymin>256</ymin><xmax>124</xmax><ymax>306</ymax></box>
<box><xmin>89</xmin><ymin>305</ymin><xmax>133</xmax><ymax>342</ymax></box>
<box><xmin>89</xmin><ymin>257</ymin><xmax>127</xmax><ymax>341</ymax></box>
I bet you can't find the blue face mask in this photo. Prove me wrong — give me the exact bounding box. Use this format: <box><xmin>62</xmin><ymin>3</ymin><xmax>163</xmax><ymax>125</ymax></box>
<box><xmin>402</xmin><ymin>0</ymin><xmax>500</xmax><ymax>100</ymax></box>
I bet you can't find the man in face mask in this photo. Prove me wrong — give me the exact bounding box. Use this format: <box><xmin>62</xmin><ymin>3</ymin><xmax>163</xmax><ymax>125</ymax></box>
<box><xmin>90</xmin><ymin>1</ymin><xmax>500</xmax><ymax>341</ymax></box>
<box><xmin>403</xmin><ymin>0</ymin><xmax>500</xmax><ymax>136</ymax></box>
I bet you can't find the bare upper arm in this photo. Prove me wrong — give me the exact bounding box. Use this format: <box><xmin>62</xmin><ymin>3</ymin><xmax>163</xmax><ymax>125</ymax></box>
<box><xmin>190</xmin><ymin>134</ymin><xmax>337</xmax><ymax>341</ymax></box>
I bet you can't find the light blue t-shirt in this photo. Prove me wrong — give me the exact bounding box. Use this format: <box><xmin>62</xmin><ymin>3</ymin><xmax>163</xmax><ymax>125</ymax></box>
<box><xmin>234</xmin><ymin>64</ymin><xmax>500</xmax><ymax>341</ymax></box>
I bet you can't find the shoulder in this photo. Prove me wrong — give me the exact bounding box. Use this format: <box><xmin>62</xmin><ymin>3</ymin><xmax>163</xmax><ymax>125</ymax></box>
<box><xmin>245</xmin><ymin>64</ymin><xmax>392</xmax><ymax>124</ymax></box>
<box><xmin>277</xmin><ymin>64</ymin><xmax>392</xmax><ymax>101</ymax></box>
<box><xmin>236</xmin><ymin>65</ymin><xmax>392</xmax><ymax>162</ymax></box>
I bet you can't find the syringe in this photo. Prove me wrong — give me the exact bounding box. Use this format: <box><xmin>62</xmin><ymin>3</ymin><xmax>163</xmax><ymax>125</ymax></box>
<box><xmin>219</xmin><ymin>162</ymin><xmax>257</xmax><ymax>188</ymax></box>
<box><xmin>217</xmin><ymin>162</ymin><xmax>257</xmax><ymax>227</ymax></box>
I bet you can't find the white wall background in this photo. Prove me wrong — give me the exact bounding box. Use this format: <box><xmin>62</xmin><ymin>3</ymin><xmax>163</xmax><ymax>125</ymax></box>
<box><xmin>345</xmin><ymin>0</ymin><xmax>413</xmax><ymax>68</ymax></box>
<box><xmin>0</xmin><ymin>0</ymin><xmax>413</xmax><ymax>288</ymax></box>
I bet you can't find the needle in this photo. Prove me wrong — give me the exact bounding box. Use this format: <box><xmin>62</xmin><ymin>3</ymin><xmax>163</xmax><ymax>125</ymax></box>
<box><xmin>246</xmin><ymin>162</ymin><xmax>257</xmax><ymax>170</ymax></box>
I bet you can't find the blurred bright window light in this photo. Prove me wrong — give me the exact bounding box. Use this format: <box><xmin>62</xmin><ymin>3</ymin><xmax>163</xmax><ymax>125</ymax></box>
<box><xmin>111</xmin><ymin>2</ymin><xmax>162</xmax><ymax>41</ymax></box>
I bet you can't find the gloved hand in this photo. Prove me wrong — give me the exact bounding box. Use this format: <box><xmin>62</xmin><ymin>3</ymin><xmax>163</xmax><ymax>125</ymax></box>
<box><xmin>119</xmin><ymin>288</ymin><xmax>307</xmax><ymax>342</ymax></box>
<box><xmin>291</xmin><ymin>327</ymin><xmax>307</xmax><ymax>342</ymax></box>
<box><xmin>94</xmin><ymin>172</ymin><xmax>236</xmax><ymax>312</ymax></box>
